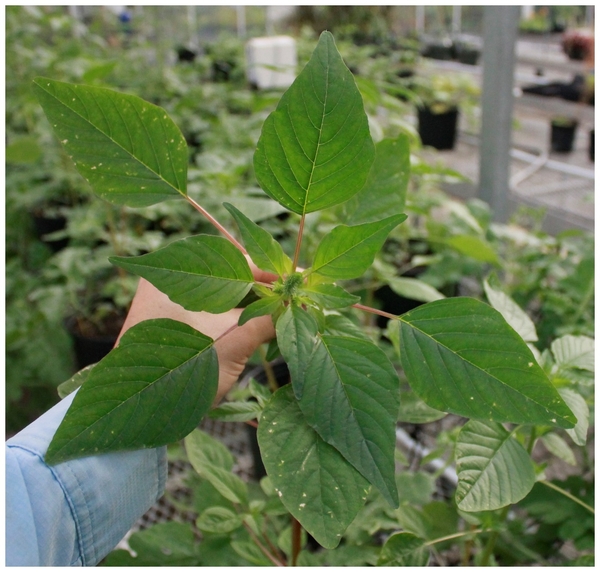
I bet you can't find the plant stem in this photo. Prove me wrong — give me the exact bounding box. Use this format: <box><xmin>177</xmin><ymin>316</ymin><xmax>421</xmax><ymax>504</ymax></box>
<box><xmin>242</xmin><ymin>521</ymin><xmax>286</xmax><ymax>566</ymax></box>
<box><xmin>353</xmin><ymin>302</ymin><xmax>398</xmax><ymax>321</ymax></box>
<box><xmin>425</xmin><ymin>528</ymin><xmax>484</xmax><ymax>547</ymax></box>
<box><xmin>540</xmin><ymin>480</ymin><xmax>595</xmax><ymax>514</ymax></box>
<box><xmin>185</xmin><ymin>195</ymin><xmax>247</xmax><ymax>254</ymax></box>
<box><xmin>479</xmin><ymin>506</ymin><xmax>510</xmax><ymax>566</ymax></box>
<box><xmin>258</xmin><ymin>345</ymin><xmax>280</xmax><ymax>394</ymax></box>
<box><xmin>292</xmin><ymin>214</ymin><xmax>306</xmax><ymax>271</ymax></box>
<box><xmin>291</xmin><ymin>516</ymin><xmax>302</xmax><ymax>566</ymax></box>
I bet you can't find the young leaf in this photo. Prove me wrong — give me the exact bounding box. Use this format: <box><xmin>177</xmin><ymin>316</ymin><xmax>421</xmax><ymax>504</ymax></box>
<box><xmin>484</xmin><ymin>279</ymin><xmax>538</xmax><ymax>342</ymax></box>
<box><xmin>455</xmin><ymin>420</ymin><xmax>535</xmax><ymax>512</ymax></box>
<box><xmin>346</xmin><ymin>134</ymin><xmax>410</xmax><ymax>225</ymax></box>
<box><xmin>310</xmin><ymin>214</ymin><xmax>407</xmax><ymax>283</ymax></box>
<box><xmin>301</xmin><ymin>283</ymin><xmax>361</xmax><ymax>309</ymax></box>
<box><xmin>398</xmin><ymin>298</ymin><xmax>576</xmax><ymax>428</ymax></box>
<box><xmin>257</xmin><ymin>385</ymin><xmax>370</xmax><ymax>549</ymax></box>
<box><xmin>254</xmin><ymin>31</ymin><xmax>375</xmax><ymax>215</ymax></box>
<box><xmin>238</xmin><ymin>295</ymin><xmax>282</xmax><ymax>326</ymax></box>
<box><xmin>110</xmin><ymin>235</ymin><xmax>253</xmax><ymax>313</ymax></box>
<box><xmin>445</xmin><ymin>235</ymin><xmax>499</xmax><ymax>265</ymax></box>
<box><xmin>296</xmin><ymin>334</ymin><xmax>400</xmax><ymax>507</ymax></box>
<box><xmin>196</xmin><ymin>507</ymin><xmax>244</xmax><ymax>534</ymax></box>
<box><xmin>185</xmin><ymin>429</ymin><xmax>248</xmax><ymax>505</ymax></box>
<box><xmin>33</xmin><ymin>77</ymin><xmax>187</xmax><ymax>207</ymax></box>
<box><xmin>208</xmin><ymin>401</ymin><xmax>262</xmax><ymax>423</ymax></box>
<box><xmin>223</xmin><ymin>202</ymin><xmax>292</xmax><ymax>277</ymax></box>
<box><xmin>377</xmin><ymin>532</ymin><xmax>430</xmax><ymax>567</ymax></box>
<box><xmin>45</xmin><ymin>319</ymin><xmax>218</xmax><ymax>464</ymax></box>
<box><xmin>276</xmin><ymin>304</ymin><xmax>320</xmax><ymax>398</ymax></box>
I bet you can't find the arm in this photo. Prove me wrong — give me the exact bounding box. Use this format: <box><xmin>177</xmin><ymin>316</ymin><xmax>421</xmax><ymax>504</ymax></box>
<box><xmin>6</xmin><ymin>270</ymin><xmax>275</xmax><ymax>566</ymax></box>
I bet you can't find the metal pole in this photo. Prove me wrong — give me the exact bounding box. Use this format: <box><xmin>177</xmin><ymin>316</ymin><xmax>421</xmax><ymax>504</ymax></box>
<box><xmin>236</xmin><ymin>6</ymin><xmax>246</xmax><ymax>39</ymax></box>
<box><xmin>452</xmin><ymin>5</ymin><xmax>461</xmax><ymax>36</ymax></box>
<box><xmin>478</xmin><ymin>6</ymin><xmax>520</xmax><ymax>223</ymax></box>
<box><xmin>415</xmin><ymin>5</ymin><xmax>425</xmax><ymax>35</ymax></box>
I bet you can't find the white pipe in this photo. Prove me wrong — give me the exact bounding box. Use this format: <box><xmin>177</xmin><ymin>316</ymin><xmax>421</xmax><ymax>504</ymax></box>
<box><xmin>510</xmin><ymin>148</ymin><xmax>595</xmax><ymax>180</ymax></box>
<box><xmin>396</xmin><ymin>427</ymin><xmax>458</xmax><ymax>486</ymax></box>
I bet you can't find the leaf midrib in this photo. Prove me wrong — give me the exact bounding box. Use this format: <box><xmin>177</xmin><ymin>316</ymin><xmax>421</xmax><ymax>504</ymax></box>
<box><xmin>35</xmin><ymin>79</ymin><xmax>185</xmax><ymax>196</ymax></box>
<box><xmin>399</xmin><ymin>317</ymin><xmax>571</xmax><ymax>423</ymax></box>
<box><xmin>49</xmin><ymin>346</ymin><xmax>210</xmax><ymax>459</ymax></box>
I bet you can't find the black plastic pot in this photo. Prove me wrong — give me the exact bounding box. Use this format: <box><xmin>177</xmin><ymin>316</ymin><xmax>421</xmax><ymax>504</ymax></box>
<box><xmin>65</xmin><ymin>316</ymin><xmax>121</xmax><ymax>370</ymax></box>
<box><xmin>550</xmin><ymin>119</ymin><xmax>578</xmax><ymax>153</ymax></box>
<box><xmin>422</xmin><ymin>43</ymin><xmax>454</xmax><ymax>61</ymax></box>
<box><xmin>417</xmin><ymin>106</ymin><xmax>459</xmax><ymax>150</ymax></box>
<box><xmin>589</xmin><ymin>129</ymin><xmax>594</xmax><ymax>162</ymax></box>
<box><xmin>456</xmin><ymin>48</ymin><xmax>480</xmax><ymax>66</ymax></box>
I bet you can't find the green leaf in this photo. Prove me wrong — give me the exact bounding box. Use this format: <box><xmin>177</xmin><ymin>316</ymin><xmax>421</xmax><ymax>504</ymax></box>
<box><xmin>231</xmin><ymin>541</ymin><xmax>272</xmax><ymax>566</ymax></box>
<box><xmin>184</xmin><ymin>428</ymin><xmax>235</xmax><ymax>470</ymax></box>
<box><xmin>196</xmin><ymin>507</ymin><xmax>243</xmax><ymax>534</ymax></box>
<box><xmin>558</xmin><ymin>388</ymin><xmax>589</xmax><ymax>446</ymax></box>
<box><xmin>254</xmin><ymin>31</ymin><xmax>375</xmax><ymax>215</ymax></box>
<box><xmin>257</xmin><ymin>385</ymin><xmax>370</xmax><ymax>549</ymax></box>
<box><xmin>551</xmin><ymin>335</ymin><xmax>595</xmax><ymax>372</ymax></box>
<box><xmin>208</xmin><ymin>401</ymin><xmax>262</xmax><ymax>422</ymax></box>
<box><xmin>6</xmin><ymin>136</ymin><xmax>42</xmax><ymax>164</ymax></box>
<box><xmin>398</xmin><ymin>298</ymin><xmax>576</xmax><ymax>428</ymax></box>
<box><xmin>104</xmin><ymin>522</ymin><xmax>200</xmax><ymax>566</ymax></box>
<box><xmin>397</xmin><ymin>391</ymin><xmax>447</xmax><ymax>424</ymax></box>
<box><xmin>57</xmin><ymin>363</ymin><xmax>96</xmax><ymax>399</ymax></box>
<box><xmin>301</xmin><ymin>283</ymin><xmax>361</xmax><ymax>309</ymax></box>
<box><xmin>110</xmin><ymin>235</ymin><xmax>253</xmax><ymax>313</ymax></box>
<box><xmin>446</xmin><ymin>235</ymin><xmax>499</xmax><ymax>265</ymax></box>
<box><xmin>346</xmin><ymin>134</ymin><xmax>410</xmax><ymax>225</ymax></box>
<box><xmin>238</xmin><ymin>295</ymin><xmax>282</xmax><ymax>326</ymax></box>
<box><xmin>386</xmin><ymin>276</ymin><xmax>446</xmax><ymax>303</ymax></box>
<box><xmin>541</xmin><ymin>433</ymin><xmax>577</xmax><ymax>466</ymax></box>
<box><xmin>184</xmin><ymin>429</ymin><xmax>248</xmax><ymax>505</ymax></box>
<box><xmin>484</xmin><ymin>280</ymin><xmax>537</xmax><ymax>342</ymax></box>
<box><xmin>455</xmin><ymin>420</ymin><xmax>535</xmax><ymax>512</ymax></box>
<box><xmin>249</xmin><ymin>378</ymin><xmax>273</xmax><ymax>408</ymax></box>
<box><xmin>296</xmin><ymin>334</ymin><xmax>400</xmax><ymax>506</ymax></box>
<box><xmin>276</xmin><ymin>304</ymin><xmax>320</xmax><ymax>398</ymax></box>
<box><xmin>377</xmin><ymin>532</ymin><xmax>430</xmax><ymax>567</ymax></box>
<box><xmin>33</xmin><ymin>77</ymin><xmax>187</xmax><ymax>207</ymax></box>
<box><xmin>224</xmin><ymin>202</ymin><xmax>292</xmax><ymax>276</ymax></box>
<box><xmin>310</xmin><ymin>214</ymin><xmax>407</xmax><ymax>283</ymax></box>
<box><xmin>45</xmin><ymin>319</ymin><xmax>218</xmax><ymax>464</ymax></box>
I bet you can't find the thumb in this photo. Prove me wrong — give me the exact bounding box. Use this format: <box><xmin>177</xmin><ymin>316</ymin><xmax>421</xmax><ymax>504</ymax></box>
<box><xmin>213</xmin><ymin>314</ymin><xmax>276</xmax><ymax>403</ymax></box>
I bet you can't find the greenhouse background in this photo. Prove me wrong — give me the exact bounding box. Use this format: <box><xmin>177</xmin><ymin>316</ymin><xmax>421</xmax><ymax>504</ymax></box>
<box><xmin>6</xmin><ymin>5</ymin><xmax>594</xmax><ymax>567</ymax></box>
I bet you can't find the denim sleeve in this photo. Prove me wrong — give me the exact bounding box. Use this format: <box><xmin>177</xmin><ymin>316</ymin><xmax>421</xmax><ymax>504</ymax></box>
<box><xmin>5</xmin><ymin>391</ymin><xmax>167</xmax><ymax>566</ymax></box>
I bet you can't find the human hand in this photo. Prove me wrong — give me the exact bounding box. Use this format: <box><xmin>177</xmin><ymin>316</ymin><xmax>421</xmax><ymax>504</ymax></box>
<box><xmin>117</xmin><ymin>260</ymin><xmax>277</xmax><ymax>403</ymax></box>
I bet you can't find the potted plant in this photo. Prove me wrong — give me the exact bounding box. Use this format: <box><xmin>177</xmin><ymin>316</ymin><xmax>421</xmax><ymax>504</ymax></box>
<box><xmin>33</xmin><ymin>32</ymin><xmax>578</xmax><ymax>561</ymax></box>
<box><xmin>561</xmin><ymin>29</ymin><xmax>594</xmax><ymax>61</ymax></box>
<box><xmin>411</xmin><ymin>72</ymin><xmax>480</xmax><ymax>150</ymax></box>
<box><xmin>550</xmin><ymin>116</ymin><xmax>579</xmax><ymax>153</ymax></box>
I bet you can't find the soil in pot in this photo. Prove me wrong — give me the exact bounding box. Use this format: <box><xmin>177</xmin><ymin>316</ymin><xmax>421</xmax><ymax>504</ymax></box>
<box><xmin>66</xmin><ymin>312</ymin><xmax>125</xmax><ymax>369</ymax></box>
<box><xmin>550</xmin><ymin>119</ymin><xmax>578</xmax><ymax>153</ymax></box>
<box><xmin>417</xmin><ymin>106</ymin><xmax>459</xmax><ymax>150</ymax></box>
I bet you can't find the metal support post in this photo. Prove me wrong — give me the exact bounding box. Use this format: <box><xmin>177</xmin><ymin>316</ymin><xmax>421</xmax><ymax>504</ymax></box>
<box><xmin>478</xmin><ymin>6</ymin><xmax>520</xmax><ymax>223</ymax></box>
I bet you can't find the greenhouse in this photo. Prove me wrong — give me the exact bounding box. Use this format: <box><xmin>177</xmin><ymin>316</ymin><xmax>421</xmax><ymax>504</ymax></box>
<box><xmin>6</xmin><ymin>5</ymin><xmax>594</xmax><ymax>566</ymax></box>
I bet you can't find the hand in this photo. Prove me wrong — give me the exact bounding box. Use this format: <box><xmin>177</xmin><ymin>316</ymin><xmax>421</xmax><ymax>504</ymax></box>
<box><xmin>117</xmin><ymin>261</ymin><xmax>277</xmax><ymax>403</ymax></box>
